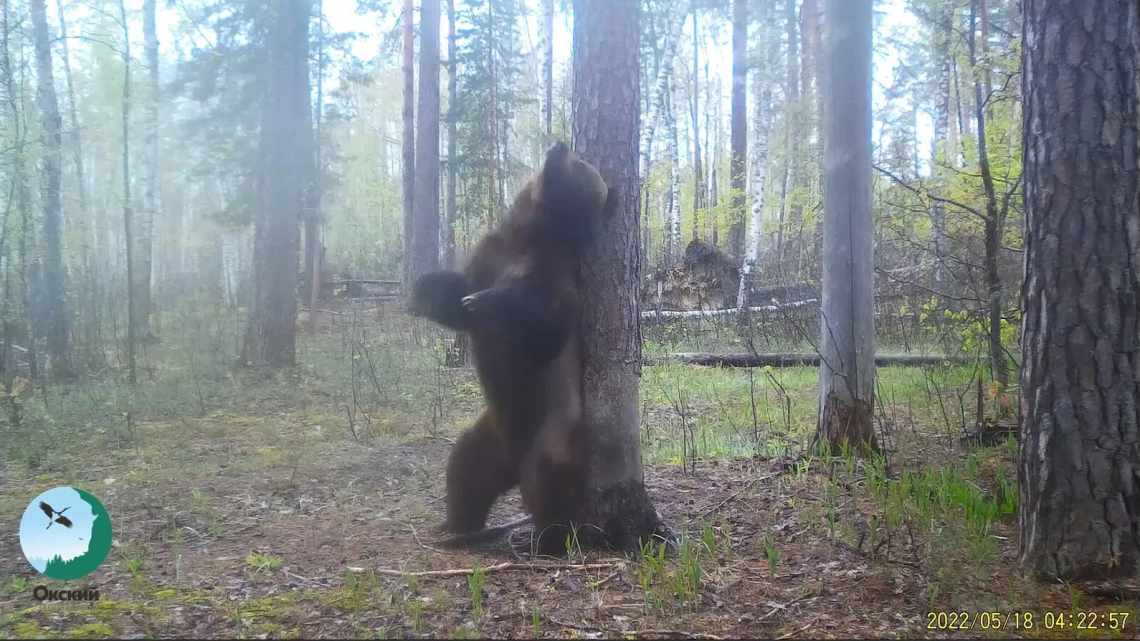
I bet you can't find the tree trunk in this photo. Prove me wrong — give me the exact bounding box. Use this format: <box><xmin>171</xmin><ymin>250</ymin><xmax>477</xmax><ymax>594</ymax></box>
<box><xmin>728</xmin><ymin>0</ymin><xmax>748</xmax><ymax>259</ymax></box>
<box><xmin>307</xmin><ymin>0</ymin><xmax>325</xmax><ymax>332</ymax></box>
<box><xmin>571</xmin><ymin>0</ymin><xmax>665</xmax><ymax>551</ymax></box>
<box><xmin>817</xmin><ymin>0</ymin><xmax>876</xmax><ymax>452</ymax></box>
<box><xmin>777</xmin><ymin>0</ymin><xmax>799</xmax><ymax>270</ymax></box>
<box><xmin>650</xmin><ymin>13</ymin><xmax>683</xmax><ymax>267</ymax></box>
<box><xmin>445</xmin><ymin>0</ymin><xmax>458</xmax><ymax>268</ymax></box>
<box><xmin>542</xmin><ymin>0</ymin><xmax>553</xmax><ymax>139</ymax></box>
<box><xmin>115</xmin><ymin>0</ymin><xmax>136</xmax><ymax>384</ymax></box>
<box><xmin>410</xmin><ymin>0</ymin><xmax>440</xmax><ymax>281</ymax></box>
<box><xmin>968</xmin><ymin>0</ymin><xmax>1007</xmax><ymax>390</ymax></box>
<box><xmin>139</xmin><ymin>0</ymin><xmax>158</xmax><ymax>339</ymax></box>
<box><xmin>689</xmin><ymin>2</ymin><xmax>703</xmax><ymax>240</ymax></box>
<box><xmin>738</xmin><ymin>14</ymin><xmax>773</xmax><ymax>315</ymax></box>
<box><xmin>29</xmin><ymin>0</ymin><xmax>72</xmax><ymax>379</ymax></box>
<box><xmin>402</xmin><ymin>0</ymin><xmax>415</xmax><ymax>285</ymax></box>
<box><xmin>55</xmin><ymin>0</ymin><xmax>89</xmax><ymax>253</ymax></box>
<box><xmin>930</xmin><ymin>2</ymin><xmax>951</xmax><ymax>285</ymax></box>
<box><xmin>2</xmin><ymin>0</ymin><xmax>39</xmax><ymax>384</ymax></box>
<box><xmin>1019</xmin><ymin>0</ymin><xmax>1140</xmax><ymax>581</ymax></box>
<box><xmin>241</xmin><ymin>0</ymin><xmax>312</xmax><ymax>368</ymax></box>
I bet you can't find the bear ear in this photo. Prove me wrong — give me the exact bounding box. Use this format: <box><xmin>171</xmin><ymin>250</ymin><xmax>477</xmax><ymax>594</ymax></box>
<box><xmin>539</xmin><ymin>142</ymin><xmax>572</xmax><ymax>199</ymax></box>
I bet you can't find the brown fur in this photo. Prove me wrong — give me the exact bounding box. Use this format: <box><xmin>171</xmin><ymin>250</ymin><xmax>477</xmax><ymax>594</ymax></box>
<box><xmin>409</xmin><ymin>143</ymin><xmax>608</xmax><ymax>554</ymax></box>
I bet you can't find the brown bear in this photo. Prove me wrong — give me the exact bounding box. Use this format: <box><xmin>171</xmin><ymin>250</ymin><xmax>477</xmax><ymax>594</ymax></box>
<box><xmin>409</xmin><ymin>142</ymin><xmax>609</xmax><ymax>555</ymax></box>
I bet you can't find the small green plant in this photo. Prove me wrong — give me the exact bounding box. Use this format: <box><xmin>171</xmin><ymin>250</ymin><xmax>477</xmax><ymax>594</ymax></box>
<box><xmin>700</xmin><ymin>522</ymin><xmax>718</xmax><ymax>557</ymax></box>
<box><xmin>118</xmin><ymin>543</ymin><xmax>148</xmax><ymax>576</ymax></box>
<box><xmin>672</xmin><ymin>535</ymin><xmax>704</xmax><ymax>606</ymax></box>
<box><xmin>636</xmin><ymin>538</ymin><xmax>667</xmax><ymax>611</ymax></box>
<box><xmin>3</xmin><ymin>575</ymin><xmax>28</xmax><ymax>595</ymax></box>
<box><xmin>467</xmin><ymin>565</ymin><xmax>486</xmax><ymax>619</ymax></box>
<box><xmin>407</xmin><ymin>598</ymin><xmax>425</xmax><ymax>634</ymax></box>
<box><xmin>563</xmin><ymin>524</ymin><xmax>583</xmax><ymax>560</ymax></box>
<box><xmin>531</xmin><ymin>606</ymin><xmax>541</xmax><ymax>636</ymax></box>
<box><xmin>245</xmin><ymin>551</ymin><xmax>283</xmax><ymax>574</ymax></box>
<box><xmin>760</xmin><ymin>533</ymin><xmax>780</xmax><ymax>576</ymax></box>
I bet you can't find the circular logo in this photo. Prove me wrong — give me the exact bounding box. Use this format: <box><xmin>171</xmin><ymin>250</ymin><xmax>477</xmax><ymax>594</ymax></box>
<box><xmin>19</xmin><ymin>487</ymin><xmax>112</xmax><ymax>580</ymax></box>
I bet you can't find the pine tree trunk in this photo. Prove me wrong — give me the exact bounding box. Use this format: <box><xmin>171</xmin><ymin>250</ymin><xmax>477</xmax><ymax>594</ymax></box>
<box><xmin>817</xmin><ymin>0</ymin><xmax>876</xmax><ymax>452</ymax></box>
<box><xmin>401</xmin><ymin>0</ymin><xmax>415</xmax><ymax>285</ymax></box>
<box><xmin>728</xmin><ymin>0</ymin><xmax>748</xmax><ymax>259</ymax></box>
<box><xmin>241</xmin><ymin>0</ymin><xmax>311</xmax><ymax>369</ymax></box>
<box><xmin>139</xmin><ymin>0</ymin><xmax>158</xmax><ymax>339</ymax></box>
<box><xmin>1019</xmin><ymin>0</ymin><xmax>1140</xmax><ymax>581</ymax></box>
<box><xmin>29</xmin><ymin>0</ymin><xmax>71</xmax><ymax>379</ymax></box>
<box><xmin>410</xmin><ymin>0</ymin><xmax>440</xmax><ymax>281</ymax></box>
<box><xmin>445</xmin><ymin>0</ymin><xmax>458</xmax><ymax>268</ymax></box>
<box><xmin>571</xmin><ymin>0</ymin><xmax>665</xmax><ymax>551</ymax></box>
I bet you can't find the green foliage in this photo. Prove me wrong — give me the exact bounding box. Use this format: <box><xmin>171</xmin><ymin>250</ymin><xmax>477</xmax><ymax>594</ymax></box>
<box><xmin>244</xmin><ymin>552</ymin><xmax>283</xmax><ymax>574</ymax></box>
<box><xmin>466</xmin><ymin>565</ymin><xmax>486</xmax><ymax>619</ymax></box>
<box><xmin>759</xmin><ymin>532</ymin><xmax>780</xmax><ymax>576</ymax></box>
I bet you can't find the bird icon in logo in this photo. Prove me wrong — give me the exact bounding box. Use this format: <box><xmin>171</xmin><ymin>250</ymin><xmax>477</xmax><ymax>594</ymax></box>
<box><xmin>39</xmin><ymin>501</ymin><xmax>74</xmax><ymax>530</ymax></box>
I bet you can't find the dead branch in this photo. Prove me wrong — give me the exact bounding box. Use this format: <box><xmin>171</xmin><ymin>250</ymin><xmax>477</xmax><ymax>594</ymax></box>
<box><xmin>646</xmin><ymin>353</ymin><xmax>969</xmax><ymax>368</ymax></box>
<box><xmin>368</xmin><ymin>560</ymin><xmax>622</xmax><ymax>578</ymax></box>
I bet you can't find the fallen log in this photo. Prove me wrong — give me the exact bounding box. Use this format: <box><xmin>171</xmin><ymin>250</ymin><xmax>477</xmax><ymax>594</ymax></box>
<box><xmin>645</xmin><ymin>352</ymin><xmax>970</xmax><ymax>368</ymax></box>
<box><xmin>640</xmin><ymin>299</ymin><xmax>818</xmax><ymax>320</ymax></box>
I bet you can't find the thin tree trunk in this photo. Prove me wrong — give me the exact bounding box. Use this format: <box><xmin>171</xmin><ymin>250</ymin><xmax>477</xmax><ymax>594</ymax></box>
<box><xmin>402</xmin><ymin>0</ymin><xmax>415</xmax><ymax>285</ymax></box>
<box><xmin>29</xmin><ymin>0</ymin><xmax>71</xmax><ymax>378</ymax></box>
<box><xmin>543</xmin><ymin>0</ymin><xmax>553</xmax><ymax>139</ymax></box>
<box><xmin>139</xmin><ymin>0</ymin><xmax>158</xmax><ymax>339</ymax></box>
<box><xmin>968</xmin><ymin>0</ymin><xmax>1006</xmax><ymax>390</ymax></box>
<box><xmin>689</xmin><ymin>2</ymin><xmax>702</xmax><ymax>240</ymax></box>
<box><xmin>410</xmin><ymin>0</ymin><xmax>440</xmax><ymax>281</ymax></box>
<box><xmin>571</xmin><ymin>0</ymin><xmax>665</xmax><ymax>551</ymax></box>
<box><xmin>445</xmin><ymin>0</ymin><xmax>458</xmax><ymax>268</ymax></box>
<box><xmin>116</xmin><ymin>0</ymin><xmax>136</xmax><ymax>384</ymax></box>
<box><xmin>1019</xmin><ymin>0</ymin><xmax>1140</xmax><ymax>581</ymax></box>
<box><xmin>651</xmin><ymin>13</ymin><xmax>683</xmax><ymax>266</ymax></box>
<box><xmin>2</xmin><ymin>0</ymin><xmax>38</xmax><ymax>384</ymax></box>
<box><xmin>55</xmin><ymin>0</ymin><xmax>89</xmax><ymax>250</ymax></box>
<box><xmin>728</xmin><ymin>0</ymin><xmax>748</xmax><ymax>259</ymax></box>
<box><xmin>817</xmin><ymin>0</ymin><xmax>876</xmax><ymax>452</ymax></box>
<box><xmin>307</xmin><ymin>0</ymin><xmax>325</xmax><ymax>333</ymax></box>
<box><xmin>738</xmin><ymin>69</ymin><xmax>771</xmax><ymax>315</ymax></box>
<box><xmin>777</xmin><ymin>0</ymin><xmax>799</xmax><ymax>271</ymax></box>
<box><xmin>930</xmin><ymin>2</ymin><xmax>951</xmax><ymax>285</ymax></box>
<box><xmin>241</xmin><ymin>0</ymin><xmax>311</xmax><ymax>368</ymax></box>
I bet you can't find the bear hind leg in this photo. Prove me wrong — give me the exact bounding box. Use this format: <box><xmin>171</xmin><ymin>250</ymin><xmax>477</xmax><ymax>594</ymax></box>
<box><xmin>444</xmin><ymin>412</ymin><xmax>518</xmax><ymax>534</ymax></box>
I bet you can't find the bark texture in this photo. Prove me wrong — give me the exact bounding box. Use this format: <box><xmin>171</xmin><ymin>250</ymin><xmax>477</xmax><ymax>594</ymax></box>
<box><xmin>571</xmin><ymin>0</ymin><xmax>663</xmax><ymax>552</ymax></box>
<box><xmin>29</xmin><ymin>0</ymin><xmax>71</xmax><ymax>378</ymax></box>
<box><xmin>1019</xmin><ymin>0</ymin><xmax>1140</xmax><ymax>580</ymax></box>
<box><xmin>402</xmin><ymin>0</ymin><xmax>415</xmax><ymax>284</ymax></box>
<box><xmin>139</xmin><ymin>0</ymin><xmax>158</xmax><ymax>337</ymax></box>
<box><xmin>241</xmin><ymin>0</ymin><xmax>312</xmax><ymax>368</ymax></box>
<box><xmin>410</xmin><ymin>0</ymin><xmax>441</xmax><ymax>280</ymax></box>
<box><xmin>817</xmin><ymin>0</ymin><xmax>876</xmax><ymax>452</ymax></box>
<box><xmin>728</xmin><ymin>0</ymin><xmax>747</xmax><ymax>259</ymax></box>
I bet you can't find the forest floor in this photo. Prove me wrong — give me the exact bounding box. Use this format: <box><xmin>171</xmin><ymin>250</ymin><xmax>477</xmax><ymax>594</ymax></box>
<box><xmin>1</xmin><ymin>303</ymin><xmax>1137</xmax><ymax>639</ymax></box>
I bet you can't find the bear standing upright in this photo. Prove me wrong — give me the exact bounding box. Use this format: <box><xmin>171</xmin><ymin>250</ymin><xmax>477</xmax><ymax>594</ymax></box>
<box><xmin>409</xmin><ymin>142</ymin><xmax>610</xmax><ymax>554</ymax></box>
